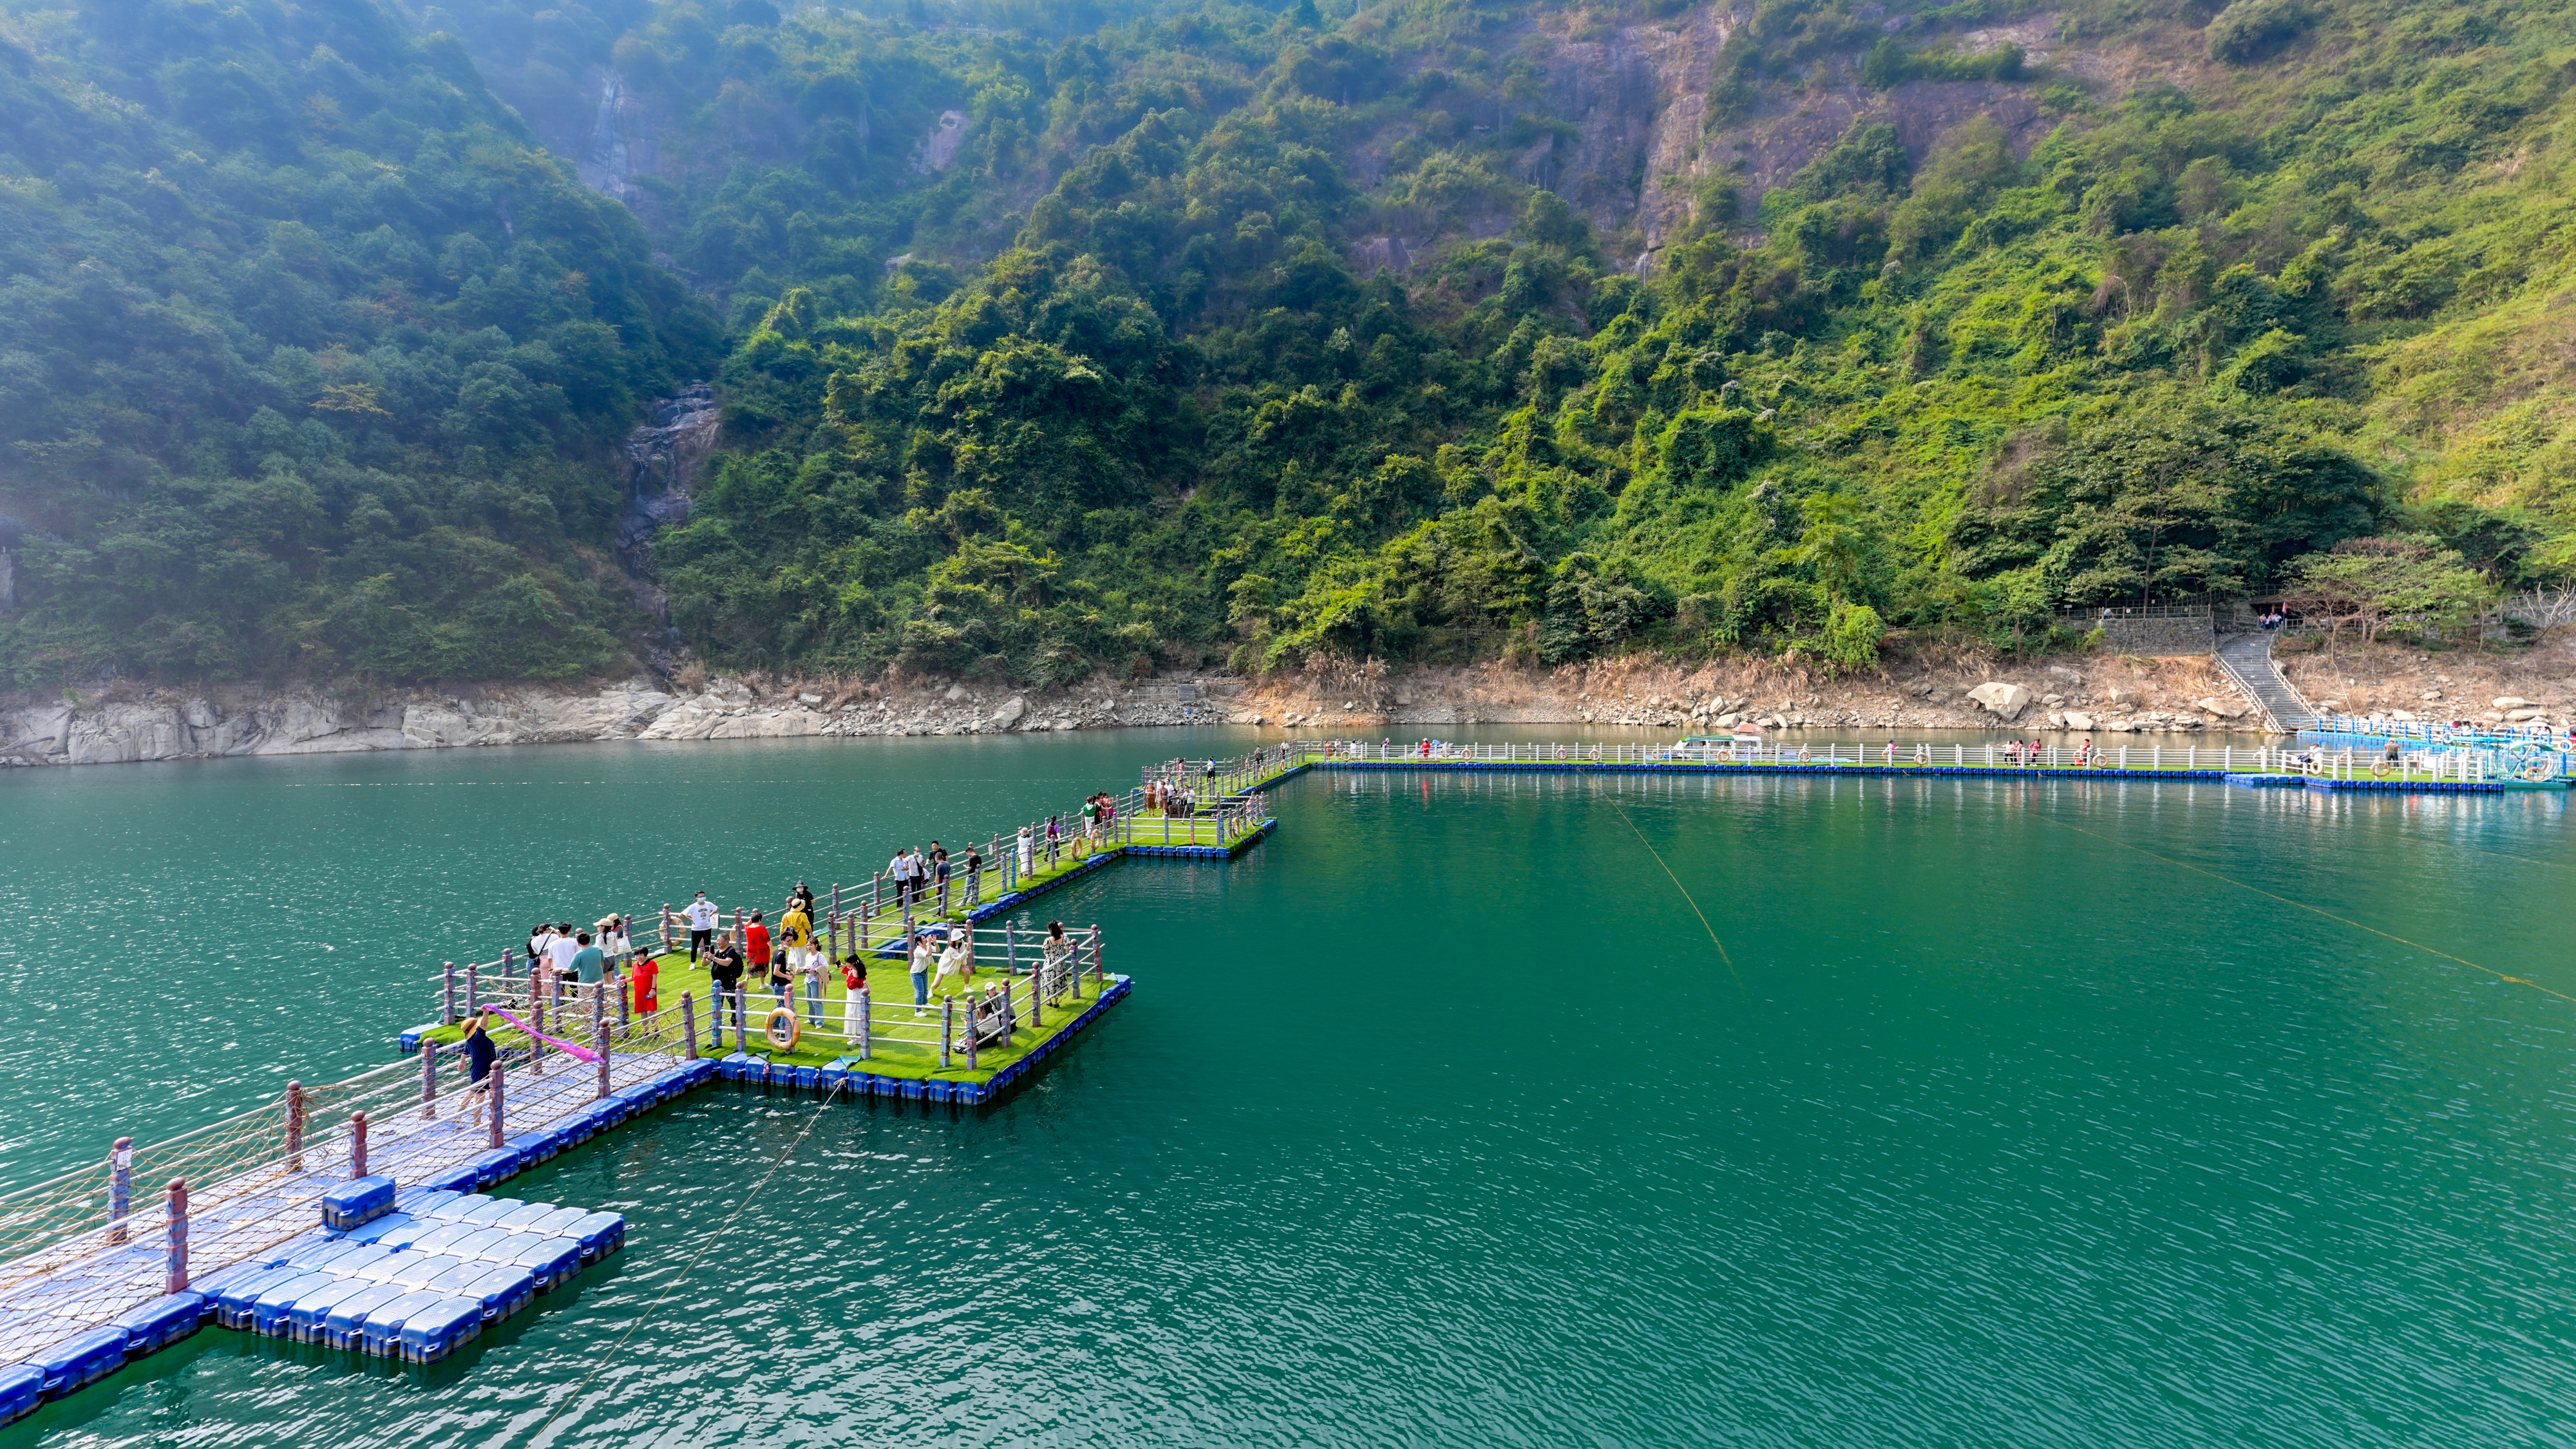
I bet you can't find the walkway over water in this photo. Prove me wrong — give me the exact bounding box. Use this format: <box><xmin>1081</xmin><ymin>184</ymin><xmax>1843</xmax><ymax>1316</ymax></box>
<box><xmin>4</xmin><ymin>728</ymin><xmax>2563</xmax><ymax>1421</ymax></box>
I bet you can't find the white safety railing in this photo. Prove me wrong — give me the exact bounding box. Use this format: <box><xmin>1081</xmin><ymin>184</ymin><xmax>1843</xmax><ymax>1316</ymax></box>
<box><xmin>2285</xmin><ymin>749</ymin><xmax>2492</xmax><ymax>784</ymax></box>
<box><xmin>2304</xmin><ymin>714</ymin><xmax>2567</xmax><ymax>746</ymax></box>
<box><xmin>1275</xmin><ymin>738</ymin><xmax>2296</xmax><ymax>772</ymax></box>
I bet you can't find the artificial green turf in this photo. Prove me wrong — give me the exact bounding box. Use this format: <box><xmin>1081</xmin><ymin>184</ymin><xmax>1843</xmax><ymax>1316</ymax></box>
<box><xmin>424</xmin><ymin>951</ymin><xmax>1113</xmax><ymax>1084</ymax></box>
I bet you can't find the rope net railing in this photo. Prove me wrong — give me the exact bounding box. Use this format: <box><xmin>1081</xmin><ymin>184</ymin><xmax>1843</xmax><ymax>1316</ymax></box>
<box><xmin>0</xmin><ymin>1018</ymin><xmax>690</xmax><ymax>1314</ymax></box>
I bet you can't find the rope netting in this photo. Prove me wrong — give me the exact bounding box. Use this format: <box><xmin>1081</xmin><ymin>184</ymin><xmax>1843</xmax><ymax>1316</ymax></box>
<box><xmin>0</xmin><ymin>1032</ymin><xmax>690</xmax><ymax>1365</ymax></box>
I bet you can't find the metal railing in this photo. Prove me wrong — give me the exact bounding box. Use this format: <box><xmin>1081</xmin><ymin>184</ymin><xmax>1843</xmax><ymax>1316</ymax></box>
<box><xmin>687</xmin><ymin>925</ymin><xmax>1107</xmax><ymax>1072</ymax></box>
<box><xmin>1271</xmin><ymin>738</ymin><xmax>2293</xmax><ymax>772</ymax></box>
<box><xmin>2303</xmin><ymin>714</ymin><xmax>2567</xmax><ymax>746</ymax></box>
<box><xmin>2286</xmin><ymin>749</ymin><xmax>2492</xmax><ymax>784</ymax></box>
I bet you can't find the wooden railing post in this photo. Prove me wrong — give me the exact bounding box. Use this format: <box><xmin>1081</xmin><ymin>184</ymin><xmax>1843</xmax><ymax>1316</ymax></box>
<box><xmin>164</xmin><ymin>1179</ymin><xmax>188</xmax><ymax>1294</ymax></box>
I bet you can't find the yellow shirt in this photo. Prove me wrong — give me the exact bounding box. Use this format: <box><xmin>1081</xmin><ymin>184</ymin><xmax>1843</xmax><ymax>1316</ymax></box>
<box><xmin>781</xmin><ymin>909</ymin><xmax>811</xmax><ymax>948</ymax></box>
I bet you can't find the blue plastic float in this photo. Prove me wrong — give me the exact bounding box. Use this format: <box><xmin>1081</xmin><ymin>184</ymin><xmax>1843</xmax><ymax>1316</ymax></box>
<box><xmin>397</xmin><ymin>1297</ymin><xmax>482</xmax><ymax>1363</ymax></box>
<box><xmin>26</xmin><ymin>1327</ymin><xmax>126</xmax><ymax>1399</ymax></box>
<box><xmin>319</xmin><ymin>1175</ymin><xmax>397</xmax><ymax>1232</ymax></box>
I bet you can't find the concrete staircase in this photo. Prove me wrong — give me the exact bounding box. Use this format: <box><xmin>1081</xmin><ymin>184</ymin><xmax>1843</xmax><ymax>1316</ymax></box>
<box><xmin>2215</xmin><ymin>631</ymin><xmax>2315</xmax><ymax>733</ymax></box>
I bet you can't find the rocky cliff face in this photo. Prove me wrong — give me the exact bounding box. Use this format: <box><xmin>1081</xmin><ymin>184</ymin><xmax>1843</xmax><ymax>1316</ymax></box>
<box><xmin>0</xmin><ymin>675</ymin><xmax>1247</xmax><ymax>768</ymax></box>
<box><xmin>616</xmin><ymin>383</ymin><xmax>721</xmax><ymax>576</ymax></box>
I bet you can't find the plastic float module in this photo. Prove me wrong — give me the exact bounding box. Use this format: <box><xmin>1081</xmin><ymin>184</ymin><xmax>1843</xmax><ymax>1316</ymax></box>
<box><xmin>358</xmin><ymin>1289</ymin><xmax>448</xmax><ymax>1358</ymax></box>
<box><xmin>319</xmin><ymin>1175</ymin><xmax>397</xmax><ymax>1232</ymax></box>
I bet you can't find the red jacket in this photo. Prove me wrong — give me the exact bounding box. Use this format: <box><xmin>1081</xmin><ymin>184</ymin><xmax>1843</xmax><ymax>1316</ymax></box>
<box><xmin>743</xmin><ymin>923</ymin><xmax>772</xmax><ymax>965</ymax></box>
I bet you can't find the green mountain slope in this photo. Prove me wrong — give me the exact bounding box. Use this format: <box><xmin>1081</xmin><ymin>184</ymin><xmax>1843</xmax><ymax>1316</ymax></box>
<box><xmin>638</xmin><ymin>0</ymin><xmax>2576</xmax><ymax>681</ymax></box>
<box><xmin>0</xmin><ymin>0</ymin><xmax>717</xmax><ymax>684</ymax></box>
<box><xmin>8</xmin><ymin>0</ymin><xmax>2574</xmax><ymax>688</ymax></box>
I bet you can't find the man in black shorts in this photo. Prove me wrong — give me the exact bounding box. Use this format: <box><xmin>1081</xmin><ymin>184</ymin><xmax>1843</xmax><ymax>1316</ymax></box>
<box><xmin>706</xmin><ymin>930</ymin><xmax>746</xmax><ymax>1050</ymax></box>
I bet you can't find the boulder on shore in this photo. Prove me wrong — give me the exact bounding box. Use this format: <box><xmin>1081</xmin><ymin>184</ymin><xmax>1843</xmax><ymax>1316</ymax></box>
<box><xmin>1965</xmin><ymin>682</ymin><xmax>2032</xmax><ymax>721</ymax></box>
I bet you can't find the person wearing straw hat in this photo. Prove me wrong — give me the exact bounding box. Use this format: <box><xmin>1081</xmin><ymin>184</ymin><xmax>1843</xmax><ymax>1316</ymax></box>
<box><xmin>460</xmin><ymin>1010</ymin><xmax>498</xmax><ymax>1099</ymax></box>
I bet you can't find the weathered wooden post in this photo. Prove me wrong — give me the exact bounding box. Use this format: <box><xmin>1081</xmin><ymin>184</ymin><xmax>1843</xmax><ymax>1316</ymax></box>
<box><xmin>857</xmin><ymin>989</ymin><xmax>871</xmax><ymax>1061</ymax></box>
<box><xmin>350</xmin><ymin>1112</ymin><xmax>368</xmax><ymax>1179</ymax></box>
<box><xmin>941</xmin><ymin>998</ymin><xmax>954</xmax><ymax>1069</ymax></box>
<box><xmin>1007</xmin><ymin>922</ymin><xmax>1019</xmax><ymax>980</ymax></box>
<box><xmin>442</xmin><ymin>962</ymin><xmax>457</xmax><ymax>1027</ymax></box>
<box><xmin>594</xmin><ymin>989</ymin><xmax>610</xmax><ymax>1099</ymax></box>
<box><xmin>466</xmin><ymin>960</ymin><xmax>480</xmax><ymax>1016</ymax></box>
<box><xmin>285</xmin><ymin>1081</ymin><xmax>305</xmax><ymax>1171</ymax></box>
<box><xmin>164</xmin><ymin>1179</ymin><xmax>189</xmax><ymax>1294</ymax></box>
<box><xmin>1090</xmin><ymin>927</ymin><xmax>1105</xmax><ymax>990</ymax></box>
<box><xmin>107</xmin><ymin>1138</ymin><xmax>133</xmax><ymax>1245</ymax></box>
<box><xmin>488</xmin><ymin>1058</ymin><xmax>506</xmax><ymax>1149</ymax></box>
<box><xmin>682</xmin><ymin>991</ymin><xmax>699</xmax><ymax>1060</ymax></box>
<box><xmin>532</xmin><ymin>976</ymin><xmax>548</xmax><ymax>1074</ymax></box>
<box><xmin>965</xmin><ymin>997</ymin><xmax>978</xmax><ymax>1072</ymax></box>
<box><xmin>422</xmin><ymin>1039</ymin><xmax>439</xmax><ymax>1120</ymax></box>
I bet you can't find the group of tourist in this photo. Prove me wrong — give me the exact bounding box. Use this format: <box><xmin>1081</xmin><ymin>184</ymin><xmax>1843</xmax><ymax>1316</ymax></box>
<box><xmin>1998</xmin><ymin>738</ymin><xmax>2102</xmax><ymax>766</ymax></box>
<box><xmin>1142</xmin><ymin>777</ymin><xmax>1203</xmax><ymax>815</ymax></box>
<box><xmin>884</xmin><ymin>841</ymin><xmax>987</xmax><ymax>914</ymax></box>
<box><xmin>524</xmin><ymin>916</ymin><xmax>636</xmax><ymax>1002</ymax></box>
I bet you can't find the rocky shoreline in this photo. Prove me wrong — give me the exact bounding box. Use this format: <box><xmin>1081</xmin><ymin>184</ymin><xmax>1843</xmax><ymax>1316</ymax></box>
<box><xmin>6</xmin><ymin>637</ymin><xmax>2567</xmax><ymax>768</ymax></box>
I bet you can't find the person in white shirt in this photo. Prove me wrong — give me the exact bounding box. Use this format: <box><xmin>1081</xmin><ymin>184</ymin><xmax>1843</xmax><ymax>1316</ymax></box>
<box><xmin>1016</xmin><ymin>826</ymin><xmax>1032</xmax><ymax>881</ymax></box>
<box><xmin>936</xmin><ymin>929</ymin><xmax>974</xmax><ymax>1001</ymax></box>
<box><xmin>886</xmin><ymin>851</ymin><xmax>909</xmax><ymax>908</ymax></box>
<box><xmin>682</xmin><ymin>892</ymin><xmax>719</xmax><ymax>961</ymax></box>
<box><xmin>547</xmin><ymin>922</ymin><xmax>580</xmax><ymax>1001</ymax></box>
<box><xmin>907</xmin><ymin>930</ymin><xmax>938</xmax><ymax>1016</ymax></box>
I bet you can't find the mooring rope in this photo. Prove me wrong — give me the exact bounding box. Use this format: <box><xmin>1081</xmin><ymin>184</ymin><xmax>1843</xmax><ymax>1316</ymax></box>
<box><xmin>1604</xmin><ymin>797</ymin><xmax>1747</xmax><ymax>997</ymax></box>
<box><xmin>520</xmin><ymin>1076</ymin><xmax>848</xmax><ymax>1447</ymax></box>
<box><xmin>2036</xmin><ymin>815</ymin><xmax>2576</xmax><ymax>1005</ymax></box>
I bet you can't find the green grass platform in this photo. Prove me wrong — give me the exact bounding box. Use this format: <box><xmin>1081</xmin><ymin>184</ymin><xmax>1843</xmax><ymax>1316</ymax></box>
<box><xmin>422</xmin><ymin>949</ymin><xmax>1115</xmax><ymax>1087</ymax></box>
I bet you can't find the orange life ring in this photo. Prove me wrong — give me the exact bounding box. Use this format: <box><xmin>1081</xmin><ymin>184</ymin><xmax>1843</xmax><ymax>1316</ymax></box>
<box><xmin>763</xmin><ymin>1006</ymin><xmax>800</xmax><ymax>1053</ymax></box>
<box><xmin>2371</xmin><ymin>759</ymin><xmax>2392</xmax><ymax>779</ymax></box>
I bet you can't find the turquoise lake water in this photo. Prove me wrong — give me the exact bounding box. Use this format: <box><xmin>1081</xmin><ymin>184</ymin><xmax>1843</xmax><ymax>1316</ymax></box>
<box><xmin>1</xmin><ymin>730</ymin><xmax>2573</xmax><ymax>1446</ymax></box>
